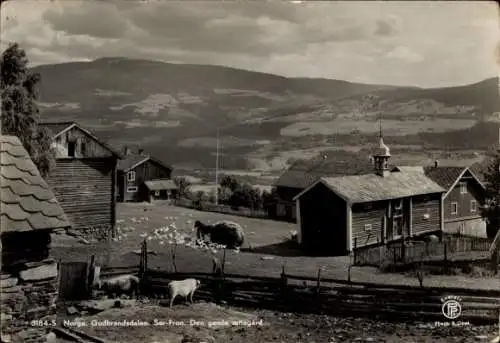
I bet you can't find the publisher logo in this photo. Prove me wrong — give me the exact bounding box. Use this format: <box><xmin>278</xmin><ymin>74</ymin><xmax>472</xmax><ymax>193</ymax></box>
<box><xmin>441</xmin><ymin>296</ymin><xmax>462</xmax><ymax>320</ymax></box>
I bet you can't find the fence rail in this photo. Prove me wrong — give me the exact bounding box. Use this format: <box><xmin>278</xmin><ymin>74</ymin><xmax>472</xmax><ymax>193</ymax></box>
<box><xmin>142</xmin><ymin>268</ymin><xmax>500</xmax><ymax>324</ymax></box>
<box><xmin>354</xmin><ymin>234</ymin><xmax>494</xmax><ymax>267</ymax></box>
<box><xmin>173</xmin><ymin>198</ymin><xmax>268</xmax><ymax>219</ymax></box>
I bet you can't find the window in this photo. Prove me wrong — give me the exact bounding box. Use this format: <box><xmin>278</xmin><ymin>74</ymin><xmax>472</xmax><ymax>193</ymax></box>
<box><xmin>363</xmin><ymin>203</ymin><xmax>372</xmax><ymax>210</ymax></box>
<box><xmin>451</xmin><ymin>202</ymin><xmax>458</xmax><ymax>215</ymax></box>
<box><xmin>67</xmin><ymin>141</ymin><xmax>76</xmax><ymax>157</ymax></box>
<box><xmin>154</xmin><ymin>191</ymin><xmax>160</xmax><ymax>197</ymax></box>
<box><xmin>364</xmin><ymin>224</ymin><xmax>372</xmax><ymax>231</ymax></box>
<box><xmin>470</xmin><ymin>200</ymin><xmax>477</xmax><ymax>213</ymax></box>
<box><xmin>127</xmin><ymin>186</ymin><xmax>138</xmax><ymax>193</ymax></box>
<box><xmin>459</xmin><ymin>182</ymin><xmax>467</xmax><ymax>194</ymax></box>
<box><xmin>127</xmin><ymin>171</ymin><xmax>136</xmax><ymax>182</ymax></box>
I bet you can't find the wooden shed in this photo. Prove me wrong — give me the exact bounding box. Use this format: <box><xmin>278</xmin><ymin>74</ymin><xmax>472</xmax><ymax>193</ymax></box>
<box><xmin>293</xmin><ymin>136</ymin><xmax>446</xmax><ymax>256</ymax></box>
<box><xmin>0</xmin><ymin>135</ymin><xmax>71</xmax><ymax>343</ymax></box>
<box><xmin>117</xmin><ymin>153</ymin><xmax>173</xmax><ymax>202</ymax></box>
<box><xmin>39</xmin><ymin>121</ymin><xmax>121</xmax><ymax>240</ymax></box>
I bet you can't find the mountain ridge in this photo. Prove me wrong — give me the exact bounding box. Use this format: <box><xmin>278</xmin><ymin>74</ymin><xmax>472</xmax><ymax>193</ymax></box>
<box><xmin>32</xmin><ymin>58</ymin><xmax>500</xmax><ymax>171</ymax></box>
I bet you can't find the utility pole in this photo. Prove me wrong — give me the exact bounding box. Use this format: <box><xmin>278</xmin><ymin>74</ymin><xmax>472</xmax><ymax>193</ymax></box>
<box><xmin>215</xmin><ymin>128</ymin><xmax>220</xmax><ymax>205</ymax></box>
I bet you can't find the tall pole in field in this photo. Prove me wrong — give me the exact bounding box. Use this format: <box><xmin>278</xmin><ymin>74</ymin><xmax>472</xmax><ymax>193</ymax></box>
<box><xmin>215</xmin><ymin>128</ymin><xmax>220</xmax><ymax>205</ymax></box>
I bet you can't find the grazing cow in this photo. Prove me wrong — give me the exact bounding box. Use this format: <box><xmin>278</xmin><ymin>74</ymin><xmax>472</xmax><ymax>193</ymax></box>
<box><xmin>194</xmin><ymin>220</ymin><xmax>244</xmax><ymax>249</ymax></box>
<box><xmin>100</xmin><ymin>274</ymin><xmax>140</xmax><ymax>298</ymax></box>
<box><xmin>168</xmin><ymin>278</ymin><xmax>200</xmax><ymax>308</ymax></box>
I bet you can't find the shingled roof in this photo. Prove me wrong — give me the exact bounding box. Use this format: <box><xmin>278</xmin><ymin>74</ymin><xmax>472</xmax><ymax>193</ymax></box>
<box><xmin>274</xmin><ymin>155</ymin><xmax>377</xmax><ymax>189</ymax></box>
<box><xmin>39</xmin><ymin>121</ymin><xmax>121</xmax><ymax>158</ymax></box>
<box><xmin>117</xmin><ymin>154</ymin><xmax>172</xmax><ymax>172</ymax></box>
<box><xmin>422</xmin><ymin>166</ymin><xmax>466</xmax><ymax>190</ymax></box>
<box><xmin>393</xmin><ymin>164</ymin><xmax>486</xmax><ymax>194</ymax></box>
<box><xmin>1</xmin><ymin>135</ymin><xmax>71</xmax><ymax>232</ymax></box>
<box><xmin>294</xmin><ymin>171</ymin><xmax>445</xmax><ymax>204</ymax></box>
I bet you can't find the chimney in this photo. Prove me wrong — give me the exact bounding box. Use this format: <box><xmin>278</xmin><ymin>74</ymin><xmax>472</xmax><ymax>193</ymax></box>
<box><xmin>434</xmin><ymin>160</ymin><xmax>439</xmax><ymax>168</ymax></box>
<box><xmin>123</xmin><ymin>146</ymin><xmax>131</xmax><ymax>156</ymax></box>
<box><xmin>138</xmin><ymin>148</ymin><xmax>144</xmax><ymax>155</ymax></box>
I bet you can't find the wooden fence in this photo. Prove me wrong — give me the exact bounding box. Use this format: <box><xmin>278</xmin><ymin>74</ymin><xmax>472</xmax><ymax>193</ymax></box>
<box><xmin>142</xmin><ymin>268</ymin><xmax>500</xmax><ymax>324</ymax></box>
<box><xmin>173</xmin><ymin>198</ymin><xmax>269</xmax><ymax>219</ymax></box>
<box><xmin>57</xmin><ymin>255</ymin><xmax>139</xmax><ymax>301</ymax></box>
<box><xmin>354</xmin><ymin>234</ymin><xmax>494</xmax><ymax>268</ymax></box>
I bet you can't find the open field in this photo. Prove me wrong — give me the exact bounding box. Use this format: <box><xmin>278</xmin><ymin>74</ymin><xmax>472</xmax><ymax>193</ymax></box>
<box><xmin>60</xmin><ymin>301</ymin><xmax>499</xmax><ymax>343</ymax></box>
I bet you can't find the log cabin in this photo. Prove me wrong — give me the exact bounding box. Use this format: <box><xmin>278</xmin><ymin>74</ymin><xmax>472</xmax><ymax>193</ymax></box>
<box><xmin>39</xmin><ymin>121</ymin><xmax>121</xmax><ymax>240</ymax></box>
<box><xmin>117</xmin><ymin>149</ymin><xmax>175</xmax><ymax>202</ymax></box>
<box><xmin>293</xmin><ymin>136</ymin><xmax>445</xmax><ymax>256</ymax></box>
<box><xmin>1</xmin><ymin>135</ymin><xmax>70</xmax><ymax>343</ymax></box>
<box><xmin>272</xmin><ymin>154</ymin><xmax>375</xmax><ymax>223</ymax></box>
<box><xmin>392</xmin><ymin>163</ymin><xmax>487</xmax><ymax>238</ymax></box>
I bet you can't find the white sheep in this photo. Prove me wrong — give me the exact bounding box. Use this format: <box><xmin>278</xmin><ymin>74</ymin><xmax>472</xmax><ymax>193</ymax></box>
<box><xmin>167</xmin><ymin>278</ymin><xmax>200</xmax><ymax>308</ymax></box>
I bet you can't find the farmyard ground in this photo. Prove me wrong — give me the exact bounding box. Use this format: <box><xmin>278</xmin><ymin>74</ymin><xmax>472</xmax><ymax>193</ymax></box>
<box><xmin>60</xmin><ymin>301</ymin><xmax>499</xmax><ymax>343</ymax></box>
<box><xmin>52</xmin><ymin>202</ymin><xmax>500</xmax><ymax>290</ymax></box>
<box><xmin>52</xmin><ymin>202</ymin><xmax>500</xmax><ymax>342</ymax></box>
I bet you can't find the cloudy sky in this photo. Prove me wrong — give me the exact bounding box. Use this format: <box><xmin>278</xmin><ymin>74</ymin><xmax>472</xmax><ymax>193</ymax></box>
<box><xmin>1</xmin><ymin>0</ymin><xmax>499</xmax><ymax>87</ymax></box>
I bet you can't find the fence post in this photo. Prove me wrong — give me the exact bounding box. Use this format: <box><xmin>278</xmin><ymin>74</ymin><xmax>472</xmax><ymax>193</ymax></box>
<box><xmin>353</xmin><ymin>238</ymin><xmax>357</xmax><ymax>264</ymax></box>
<box><xmin>491</xmin><ymin>248</ymin><xmax>499</xmax><ymax>275</ymax></box>
<box><xmin>316</xmin><ymin>267</ymin><xmax>322</xmax><ymax>301</ymax></box>
<box><xmin>280</xmin><ymin>264</ymin><xmax>288</xmax><ymax>303</ymax></box>
<box><xmin>87</xmin><ymin>254</ymin><xmax>95</xmax><ymax>296</ymax></box>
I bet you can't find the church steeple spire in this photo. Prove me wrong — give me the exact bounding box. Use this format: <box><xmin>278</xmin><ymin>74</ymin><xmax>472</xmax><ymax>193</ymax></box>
<box><xmin>372</xmin><ymin>112</ymin><xmax>391</xmax><ymax>177</ymax></box>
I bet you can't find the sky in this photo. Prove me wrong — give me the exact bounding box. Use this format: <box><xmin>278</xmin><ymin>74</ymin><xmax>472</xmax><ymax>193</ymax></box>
<box><xmin>1</xmin><ymin>0</ymin><xmax>499</xmax><ymax>88</ymax></box>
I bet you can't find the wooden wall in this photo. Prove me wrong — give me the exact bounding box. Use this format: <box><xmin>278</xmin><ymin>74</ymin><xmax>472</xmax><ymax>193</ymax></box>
<box><xmin>299</xmin><ymin>183</ymin><xmax>347</xmax><ymax>255</ymax></box>
<box><xmin>120</xmin><ymin>159</ymin><xmax>172</xmax><ymax>202</ymax></box>
<box><xmin>444</xmin><ymin>172</ymin><xmax>485</xmax><ymax>221</ymax></box>
<box><xmin>46</xmin><ymin>158</ymin><xmax>116</xmax><ymax>233</ymax></box>
<box><xmin>275</xmin><ymin>186</ymin><xmax>302</xmax><ymax>221</ymax></box>
<box><xmin>411</xmin><ymin>193</ymin><xmax>441</xmax><ymax>235</ymax></box>
<box><xmin>51</xmin><ymin>126</ymin><xmax>113</xmax><ymax>159</ymax></box>
<box><xmin>352</xmin><ymin>201</ymin><xmax>386</xmax><ymax>247</ymax></box>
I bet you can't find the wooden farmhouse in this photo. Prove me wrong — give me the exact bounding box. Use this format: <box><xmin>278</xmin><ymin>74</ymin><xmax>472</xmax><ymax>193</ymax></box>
<box><xmin>39</xmin><ymin>121</ymin><xmax>121</xmax><ymax>240</ymax></box>
<box><xmin>1</xmin><ymin>135</ymin><xmax>71</xmax><ymax>343</ymax></box>
<box><xmin>117</xmin><ymin>150</ymin><xmax>175</xmax><ymax>202</ymax></box>
<box><xmin>272</xmin><ymin>154</ymin><xmax>374</xmax><ymax>222</ymax></box>
<box><xmin>293</xmin><ymin>137</ymin><xmax>446</xmax><ymax>256</ymax></box>
<box><xmin>393</xmin><ymin>163</ymin><xmax>487</xmax><ymax>238</ymax></box>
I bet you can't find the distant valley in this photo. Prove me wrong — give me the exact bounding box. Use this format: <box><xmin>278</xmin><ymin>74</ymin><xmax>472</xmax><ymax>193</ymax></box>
<box><xmin>34</xmin><ymin>58</ymin><xmax>500</xmax><ymax>179</ymax></box>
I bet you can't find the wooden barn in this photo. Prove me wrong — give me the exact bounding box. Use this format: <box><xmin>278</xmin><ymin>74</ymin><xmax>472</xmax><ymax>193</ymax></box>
<box><xmin>272</xmin><ymin>154</ymin><xmax>375</xmax><ymax>222</ymax></box>
<box><xmin>1</xmin><ymin>135</ymin><xmax>71</xmax><ymax>343</ymax></box>
<box><xmin>39</xmin><ymin>121</ymin><xmax>121</xmax><ymax>240</ymax></box>
<box><xmin>117</xmin><ymin>151</ymin><xmax>175</xmax><ymax>202</ymax></box>
<box><xmin>293</xmin><ymin>137</ymin><xmax>446</xmax><ymax>256</ymax></box>
<box><xmin>393</xmin><ymin>163</ymin><xmax>487</xmax><ymax>238</ymax></box>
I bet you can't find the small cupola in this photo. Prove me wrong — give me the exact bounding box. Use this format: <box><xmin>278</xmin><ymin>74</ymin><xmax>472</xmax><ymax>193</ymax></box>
<box><xmin>372</xmin><ymin>114</ymin><xmax>391</xmax><ymax>177</ymax></box>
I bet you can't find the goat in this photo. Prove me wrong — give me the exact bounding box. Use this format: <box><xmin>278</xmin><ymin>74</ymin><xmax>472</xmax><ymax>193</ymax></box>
<box><xmin>167</xmin><ymin>278</ymin><xmax>200</xmax><ymax>308</ymax></box>
<box><xmin>194</xmin><ymin>220</ymin><xmax>244</xmax><ymax>249</ymax></box>
<box><xmin>99</xmin><ymin>274</ymin><xmax>140</xmax><ymax>298</ymax></box>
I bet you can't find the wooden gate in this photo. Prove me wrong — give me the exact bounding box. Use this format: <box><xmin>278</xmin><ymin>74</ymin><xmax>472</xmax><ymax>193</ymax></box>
<box><xmin>58</xmin><ymin>261</ymin><xmax>89</xmax><ymax>300</ymax></box>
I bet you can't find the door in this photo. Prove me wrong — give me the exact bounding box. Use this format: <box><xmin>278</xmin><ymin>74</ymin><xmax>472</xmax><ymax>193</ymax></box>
<box><xmin>58</xmin><ymin>262</ymin><xmax>89</xmax><ymax>300</ymax></box>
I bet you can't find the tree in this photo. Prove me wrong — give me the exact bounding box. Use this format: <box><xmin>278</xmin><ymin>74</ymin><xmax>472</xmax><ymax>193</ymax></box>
<box><xmin>219</xmin><ymin>175</ymin><xmax>240</xmax><ymax>192</ymax></box>
<box><xmin>228</xmin><ymin>183</ymin><xmax>262</xmax><ymax>210</ymax></box>
<box><xmin>479</xmin><ymin>147</ymin><xmax>500</xmax><ymax>239</ymax></box>
<box><xmin>173</xmin><ymin>177</ymin><xmax>191</xmax><ymax>199</ymax></box>
<box><xmin>1</xmin><ymin>43</ymin><xmax>55</xmax><ymax>177</ymax></box>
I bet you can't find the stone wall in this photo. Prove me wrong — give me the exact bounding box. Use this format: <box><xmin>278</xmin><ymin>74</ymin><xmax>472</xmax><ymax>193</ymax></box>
<box><xmin>1</xmin><ymin>233</ymin><xmax>58</xmax><ymax>343</ymax></box>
